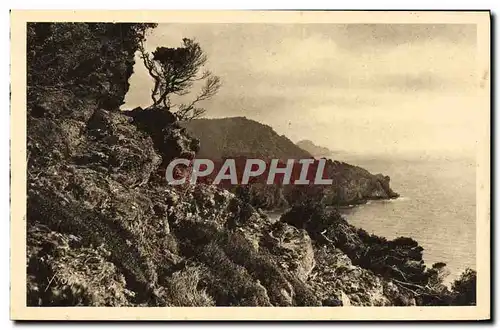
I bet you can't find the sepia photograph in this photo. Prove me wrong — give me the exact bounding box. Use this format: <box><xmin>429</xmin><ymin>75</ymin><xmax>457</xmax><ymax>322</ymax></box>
<box><xmin>10</xmin><ymin>10</ymin><xmax>490</xmax><ymax>320</ymax></box>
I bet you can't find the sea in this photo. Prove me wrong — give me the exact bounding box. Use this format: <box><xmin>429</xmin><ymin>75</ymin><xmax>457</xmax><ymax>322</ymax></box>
<box><xmin>334</xmin><ymin>152</ymin><xmax>477</xmax><ymax>283</ymax></box>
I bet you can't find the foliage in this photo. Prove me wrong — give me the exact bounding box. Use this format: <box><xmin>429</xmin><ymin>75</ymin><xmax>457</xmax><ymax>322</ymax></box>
<box><xmin>27</xmin><ymin>224</ymin><xmax>134</xmax><ymax>306</ymax></box>
<box><xmin>197</xmin><ymin>241</ymin><xmax>273</xmax><ymax>306</ymax></box>
<box><xmin>233</xmin><ymin>183</ymin><xmax>289</xmax><ymax>210</ymax></box>
<box><xmin>279</xmin><ymin>200</ymin><xmax>479</xmax><ymax>306</ymax></box>
<box><xmin>451</xmin><ymin>268</ymin><xmax>476</xmax><ymax>305</ymax></box>
<box><xmin>161</xmin><ymin>265</ymin><xmax>215</xmax><ymax>306</ymax></box>
<box><xmin>139</xmin><ymin>38</ymin><xmax>221</xmax><ymax>120</ymax></box>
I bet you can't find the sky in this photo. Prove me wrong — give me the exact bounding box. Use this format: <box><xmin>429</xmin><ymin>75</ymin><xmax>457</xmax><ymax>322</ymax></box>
<box><xmin>123</xmin><ymin>23</ymin><xmax>486</xmax><ymax>157</ymax></box>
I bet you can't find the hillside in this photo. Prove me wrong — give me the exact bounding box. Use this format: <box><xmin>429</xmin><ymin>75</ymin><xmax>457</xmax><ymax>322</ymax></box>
<box><xmin>296</xmin><ymin>139</ymin><xmax>334</xmax><ymax>157</ymax></box>
<box><xmin>182</xmin><ymin>117</ymin><xmax>312</xmax><ymax>159</ymax></box>
<box><xmin>183</xmin><ymin>117</ymin><xmax>399</xmax><ymax>208</ymax></box>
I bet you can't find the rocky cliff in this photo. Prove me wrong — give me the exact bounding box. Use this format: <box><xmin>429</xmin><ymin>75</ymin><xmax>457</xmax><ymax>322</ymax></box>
<box><xmin>319</xmin><ymin>159</ymin><xmax>400</xmax><ymax>206</ymax></box>
<box><xmin>25</xmin><ymin>23</ymin><xmax>474</xmax><ymax>308</ymax></box>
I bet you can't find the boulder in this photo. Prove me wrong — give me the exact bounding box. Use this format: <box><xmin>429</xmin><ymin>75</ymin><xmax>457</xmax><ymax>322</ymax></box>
<box><xmin>262</xmin><ymin>221</ymin><xmax>316</xmax><ymax>281</ymax></box>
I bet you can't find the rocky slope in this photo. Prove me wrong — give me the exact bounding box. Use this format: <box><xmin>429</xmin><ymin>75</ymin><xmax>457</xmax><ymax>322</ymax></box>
<box><xmin>28</xmin><ymin>95</ymin><xmax>411</xmax><ymax>306</ymax></box>
<box><xmin>25</xmin><ymin>23</ymin><xmax>475</xmax><ymax>308</ymax></box>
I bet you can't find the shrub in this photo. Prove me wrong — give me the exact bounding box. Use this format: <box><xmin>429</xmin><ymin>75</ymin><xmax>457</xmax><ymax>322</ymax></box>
<box><xmin>451</xmin><ymin>268</ymin><xmax>476</xmax><ymax>306</ymax></box>
<box><xmin>139</xmin><ymin>38</ymin><xmax>221</xmax><ymax>120</ymax></box>
<box><xmin>197</xmin><ymin>242</ymin><xmax>272</xmax><ymax>306</ymax></box>
<box><xmin>163</xmin><ymin>265</ymin><xmax>215</xmax><ymax>306</ymax></box>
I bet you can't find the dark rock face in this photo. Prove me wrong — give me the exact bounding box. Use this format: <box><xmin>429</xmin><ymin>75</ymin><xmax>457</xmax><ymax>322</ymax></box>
<box><xmin>236</xmin><ymin>184</ymin><xmax>290</xmax><ymax>211</ymax></box>
<box><xmin>27</xmin><ymin>224</ymin><xmax>134</xmax><ymax>306</ymax></box>
<box><xmin>27</xmin><ymin>23</ymin><xmax>154</xmax><ymax>110</ymax></box>
<box><xmin>79</xmin><ymin>109</ymin><xmax>162</xmax><ymax>187</ymax></box>
<box><xmin>124</xmin><ymin>107</ymin><xmax>199</xmax><ymax>166</ymax></box>
<box><xmin>28</xmin><ymin>106</ymin><xmax>170</xmax><ymax>302</ymax></box>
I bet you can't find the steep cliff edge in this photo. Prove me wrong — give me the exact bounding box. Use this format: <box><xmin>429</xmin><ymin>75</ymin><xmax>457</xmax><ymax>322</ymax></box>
<box><xmin>319</xmin><ymin>159</ymin><xmax>400</xmax><ymax>206</ymax></box>
<box><xmin>25</xmin><ymin>23</ymin><xmax>474</xmax><ymax>308</ymax></box>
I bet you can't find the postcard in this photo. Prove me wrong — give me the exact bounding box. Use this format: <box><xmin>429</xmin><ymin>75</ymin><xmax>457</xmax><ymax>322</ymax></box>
<box><xmin>10</xmin><ymin>10</ymin><xmax>491</xmax><ymax>321</ymax></box>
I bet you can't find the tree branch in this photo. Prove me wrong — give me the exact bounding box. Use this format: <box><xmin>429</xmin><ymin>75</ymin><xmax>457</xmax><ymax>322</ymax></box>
<box><xmin>140</xmin><ymin>38</ymin><xmax>222</xmax><ymax>118</ymax></box>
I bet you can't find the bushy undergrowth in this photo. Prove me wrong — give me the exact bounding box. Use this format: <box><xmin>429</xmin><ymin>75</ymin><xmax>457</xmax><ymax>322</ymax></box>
<box><xmin>451</xmin><ymin>268</ymin><xmax>476</xmax><ymax>306</ymax></box>
<box><xmin>280</xmin><ymin>200</ymin><xmax>477</xmax><ymax>306</ymax></box>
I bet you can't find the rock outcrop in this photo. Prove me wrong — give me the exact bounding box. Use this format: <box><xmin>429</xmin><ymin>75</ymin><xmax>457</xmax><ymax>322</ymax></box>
<box><xmin>319</xmin><ymin>159</ymin><xmax>400</xmax><ymax>206</ymax></box>
<box><xmin>182</xmin><ymin>117</ymin><xmax>312</xmax><ymax>160</ymax></box>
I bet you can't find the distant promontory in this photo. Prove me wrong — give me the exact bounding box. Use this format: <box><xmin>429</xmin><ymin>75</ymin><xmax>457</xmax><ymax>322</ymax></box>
<box><xmin>296</xmin><ymin>139</ymin><xmax>335</xmax><ymax>157</ymax></box>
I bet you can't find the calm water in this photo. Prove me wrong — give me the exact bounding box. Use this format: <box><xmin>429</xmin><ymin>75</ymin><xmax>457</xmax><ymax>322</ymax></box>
<box><xmin>336</xmin><ymin>153</ymin><xmax>476</xmax><ymax>282</ymax></box>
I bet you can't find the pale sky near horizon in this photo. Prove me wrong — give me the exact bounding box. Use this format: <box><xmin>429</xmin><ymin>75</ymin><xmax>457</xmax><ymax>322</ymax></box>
<box><xmin>124</xmin><ymin>23</ymin><xmax>487</xmax><ymax>157</ymax></box>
